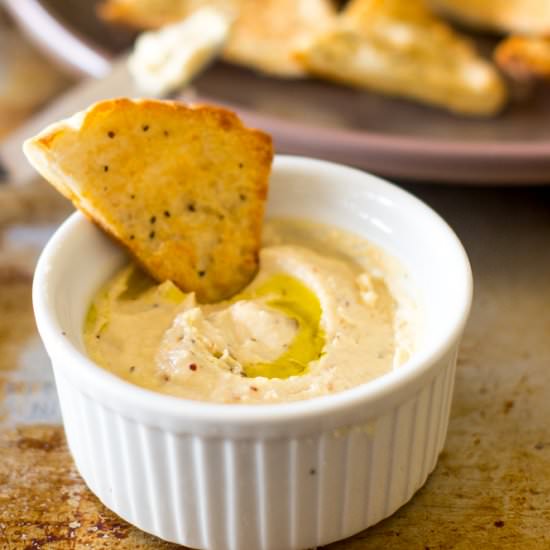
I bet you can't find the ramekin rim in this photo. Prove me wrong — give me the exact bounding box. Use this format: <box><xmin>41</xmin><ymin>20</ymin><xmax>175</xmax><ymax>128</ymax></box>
<box><xmin>32</xmin><ymin>155</ymin><xmax>473</xmax><ymax>424</ymax></box>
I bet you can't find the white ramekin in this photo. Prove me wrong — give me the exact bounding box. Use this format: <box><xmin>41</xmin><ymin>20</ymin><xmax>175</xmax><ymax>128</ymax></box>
<box><xmin>33</xmin><ymin>156</ymin><xmax>472</xmax><ymax>550</ymax></box>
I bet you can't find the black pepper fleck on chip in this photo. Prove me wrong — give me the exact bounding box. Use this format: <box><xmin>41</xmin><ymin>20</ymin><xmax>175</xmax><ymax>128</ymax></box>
<box><xmin>96</xmin><ymin>334</ymin><xmax>100</xmax><ymax>339</ymax></box>
<box><xmin>189</xmin><ymin>363</ymin><xmax>197</xmax><ymax>371</ymax></box>
<box><xmin>130</xmin><ymin>194</ymin><xmax>135</xmax><ymax>199</ymax></box>
<box><xmin>130</xmin><ymin>235</ymin><xmax>135</xmax><ymax>240</ymax></box>
<box><xmin>187</xmin><ymin>203</ymin><xmax>196</xmax><ymax>212</ymax></box>
<box><xmin>129</xmin><ymin>366</ymin><xmax>136</xmax><ymax>373</ymax></box>
<box><xmin>142</xmin><ymin>124</ymin><xmax>149</xmax><ymax>132</ymax></box>
<box><xmin>238</xmin><ymin>162</ymin><xmax>243</xmax><ymax>168</ymax></box>
<box><xmin>149</xmin><ymin>230</ymin><xmax>155</xmax><ymax>239</ymax></box>
<box><xmin>150</xmin><ymin>215</ymin><xmax>156</xmax><ymax>224</ymax></box>
<box><xmin>104</xmin><ymin>165</ymin><xmax>109</xmax><ymax>172</ymax></box>
<box><xmin>198</xmin><ymin>270</ymin><xmax>206</xmax><ymax>277</ymax></box>
<box><xmin>108</xmin><ymin>131</ymin><xmax>115</xmax><ymax>138</ymax></box>
<box><xmin>239</xmin><ymin>193</ymin><xmax>246</xmax><ymax>201</ymax></box>
<box><xmin>494</xmin><ymin>520</ymin><xmax>505</xmax><ymax>528</ymax></box>
<box><xmin>164</xmin><ymin>210</ymin><xmax>171</xmax><ymax>217</ymax></box>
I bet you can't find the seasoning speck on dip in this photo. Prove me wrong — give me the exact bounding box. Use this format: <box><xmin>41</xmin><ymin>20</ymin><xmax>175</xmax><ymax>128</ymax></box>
<box><xmin>84</xmin><ymin>218</ymin><xmax>418</xmax><ymax>404</ymax></box>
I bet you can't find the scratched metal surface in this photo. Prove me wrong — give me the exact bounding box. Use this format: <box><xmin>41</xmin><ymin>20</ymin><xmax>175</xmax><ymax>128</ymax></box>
<box><xmin>1</xmin><ymin>182</ymin><xmax>550</xmax><ymax>549</ymax></box>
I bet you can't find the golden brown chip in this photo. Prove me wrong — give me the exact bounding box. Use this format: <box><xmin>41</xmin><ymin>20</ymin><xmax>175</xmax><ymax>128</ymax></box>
<box><xmin>23</xmin><ymin>99</ymin><xmax>273</xmax><ymax>303</ymax></box>
<box><xmin>296</xmin><ymin>0</ymin><xmax>507</xmax><ymax>116</ymax></box>
<box><xmin>223</xmin><ymin>0</ymin><xmax>336</xmax><ymax>77</ymax></box>
<box><xmin>98</xmin><ymin>0</ymin><xmax>197</xmax><ymax>28</ymax></box>
<box><xmin>97</xmin><ymin>0</ymin><xmax>336</xmax><ymax>77</ymax></box>
<box><xmin>495</xmin><ymin>35</ymin><xmax>550</xmax><ymax>81</ymax></box>
<box><xmin>428</xmin><ymin>0</ymin><xmax>550</xmax><ymax>35</ymax></box>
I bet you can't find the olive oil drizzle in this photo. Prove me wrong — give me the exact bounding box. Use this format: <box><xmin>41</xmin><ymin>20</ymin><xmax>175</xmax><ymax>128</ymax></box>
<box><xmin>237</xmin><ymin>274</ymin><xmax>325</xmax><ymax>379</ymax></box>
<box><xmin>85</xmin><ymin>266</ymin><xmax>325</xmax><ymax>381</ymax></box>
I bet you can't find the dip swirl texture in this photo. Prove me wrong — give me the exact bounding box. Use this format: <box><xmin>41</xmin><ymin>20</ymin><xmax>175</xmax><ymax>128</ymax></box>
<box><xmin>84</xmin><ymin>219</ymin><xmax>415</xmax><ymax>404</ymax></box>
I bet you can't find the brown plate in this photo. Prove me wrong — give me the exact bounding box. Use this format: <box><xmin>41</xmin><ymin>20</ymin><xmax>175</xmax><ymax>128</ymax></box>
<box><xmin>5</xmin><ymin>0</ymin><xmax>550</xmax><ymax>184</ymax></box>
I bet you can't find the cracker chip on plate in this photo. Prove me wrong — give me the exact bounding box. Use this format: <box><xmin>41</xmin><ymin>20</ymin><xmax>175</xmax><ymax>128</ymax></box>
<box><xmin>296</xmin><ymin>0</ymin><xmax>507</xmax><ymax>116</ymax></box>
<box><xmin>495</xmin><ymin>35</ymin><xmax>550</xmax><ymax>81</ymax></box>
<box><xmin>222</xmin><ymin>0</ymin><xmax>336</xmax><ymax>77</ymax></box>
<box><xmin>98</xmin><ymin>0</ymin><xmax>198</xmax><ymax>28</ymax></box>
<box><xmin>23</xmin><ymin>99</ymin><xmax>273</xmax><ymax>303</ymax></box>
<box><xmin>98</xmin><ymin>0</ymin><xmax>336</xmax><ymax>77</ymax></box>
<box><xmin>428</xmin><ymin>0</ymin><xmax>550</xmax><ymax>36</ymax></box>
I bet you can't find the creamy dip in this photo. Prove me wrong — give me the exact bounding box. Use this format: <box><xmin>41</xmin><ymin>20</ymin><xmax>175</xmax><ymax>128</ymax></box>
<box><xmin>84</xmin><ymin>218</ymin><xmax>417</xmax><ymax>404</ymax></box>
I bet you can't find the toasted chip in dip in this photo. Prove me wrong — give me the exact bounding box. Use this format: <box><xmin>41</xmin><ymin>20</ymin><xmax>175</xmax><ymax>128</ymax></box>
<box><xmin>84</xmin><ymin>218</ymin><xmax>418</xmax><ymax>404</ymax></box>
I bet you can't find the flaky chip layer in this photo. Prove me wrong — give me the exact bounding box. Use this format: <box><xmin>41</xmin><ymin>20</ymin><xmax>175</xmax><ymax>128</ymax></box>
<box><xmin>24</xmin><ymin>99</ymin><xmax>273</xmax><ymax>302</ymax></box>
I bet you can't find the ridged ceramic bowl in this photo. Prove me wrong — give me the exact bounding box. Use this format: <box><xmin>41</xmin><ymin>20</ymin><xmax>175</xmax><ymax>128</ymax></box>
<box><xmin>33</xmin><ymin>156</ymin><xmax>472</xmax><ymax>550</ymax></box>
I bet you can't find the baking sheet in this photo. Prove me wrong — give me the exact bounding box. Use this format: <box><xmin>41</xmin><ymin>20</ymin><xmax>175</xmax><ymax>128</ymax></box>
<box><xmin>0</xmin><ymin>184</ymin><xmax>68</xmax><ymax>430</ymax></box>
<box><xmin>1</xmin><ymin>182</ymin><xmax>550</xmax><ymax>548</ymax></box>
